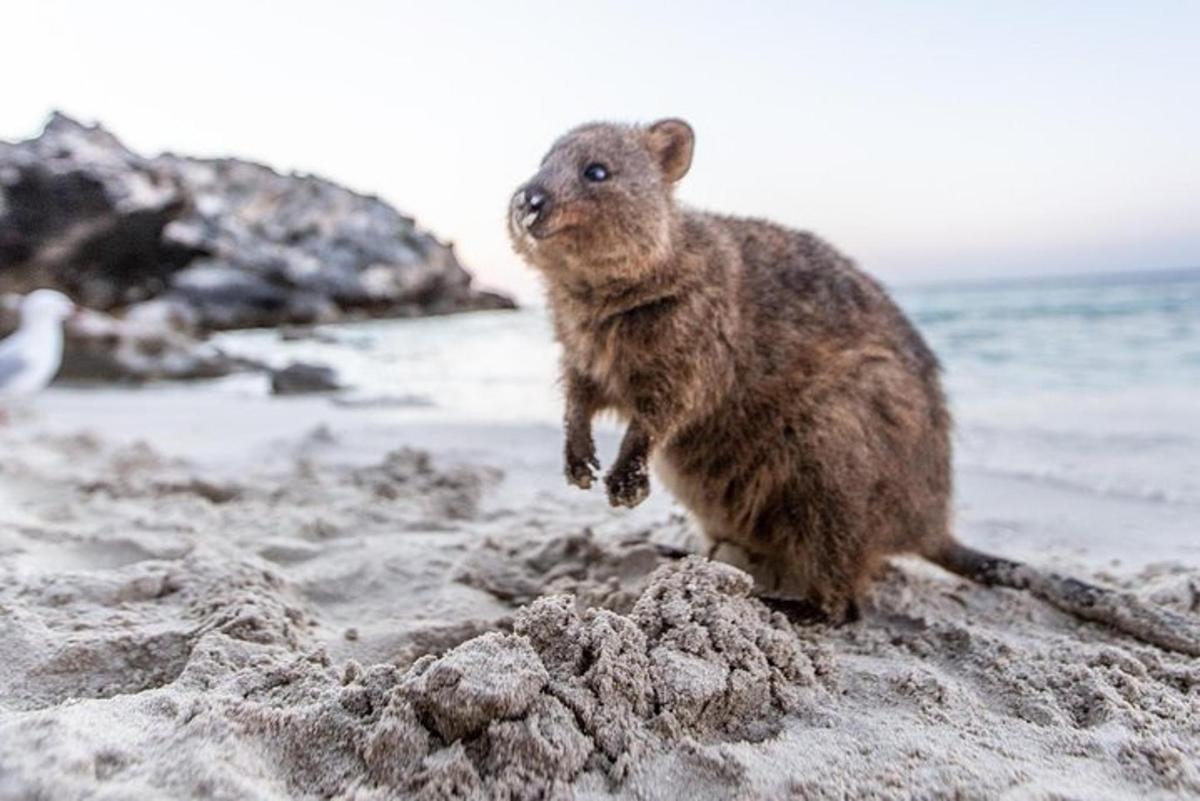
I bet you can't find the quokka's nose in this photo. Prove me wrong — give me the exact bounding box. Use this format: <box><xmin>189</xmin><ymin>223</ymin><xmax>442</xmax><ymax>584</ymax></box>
<box><xmin>514</xmin><ymin>185</ymin><xmax>549</xmax><ymax>229</ymax></box>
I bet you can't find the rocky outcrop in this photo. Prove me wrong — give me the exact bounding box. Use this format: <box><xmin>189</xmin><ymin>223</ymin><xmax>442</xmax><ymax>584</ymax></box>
<box><xmin>269</xmin><ymin>362</ymin><xmax>342</xmax><ymax>396</ymax></box>
<box><xmin>0</xmin><ymin>113</ymin><xmax>514</xmax><ymax>332</ymax></box>
<box><xmin>0</xmin><ymin>295</ymin><xmax>250</xmax><ymax>382</ymax></box>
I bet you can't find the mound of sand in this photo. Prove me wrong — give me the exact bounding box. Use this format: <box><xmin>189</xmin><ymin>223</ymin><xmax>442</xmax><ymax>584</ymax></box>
<box><xmin>0</xmin><ymin>426</ymin><xmax>1197</xmax><ymax>800</ymax></box>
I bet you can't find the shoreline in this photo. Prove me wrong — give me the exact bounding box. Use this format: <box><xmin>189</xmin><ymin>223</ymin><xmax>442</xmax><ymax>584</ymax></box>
<box><xmin>24</xmin><ymin>385</ymin><xmax>1200</xmax><ymax>567</ymax></box>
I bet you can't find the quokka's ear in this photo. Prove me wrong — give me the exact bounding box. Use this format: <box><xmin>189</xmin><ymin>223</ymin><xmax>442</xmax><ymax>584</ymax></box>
<box><xmin>646</xmin><ymin>118</ymin><xmax>694</xmax><ymax>183</ymax></box>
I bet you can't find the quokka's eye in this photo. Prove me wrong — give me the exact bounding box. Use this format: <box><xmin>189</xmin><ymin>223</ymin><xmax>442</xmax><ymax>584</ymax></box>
<box><xmin>583</xmin><ymin>163</ymin><xmax>610</xmax><ymax>182</ymax></box>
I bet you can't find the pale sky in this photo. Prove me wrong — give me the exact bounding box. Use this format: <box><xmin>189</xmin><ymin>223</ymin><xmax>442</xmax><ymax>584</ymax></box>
<box><xmin>3</xmin><ymin>1</ymin><xmax>1198</xmax><ymax>301</ymax></box>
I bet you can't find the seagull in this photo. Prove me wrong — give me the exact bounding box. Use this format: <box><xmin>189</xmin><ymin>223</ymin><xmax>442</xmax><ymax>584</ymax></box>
<box><xmin>0</xmin><ymin>290</ymin><xmax>76</xmax><ymax>418</ymax></box>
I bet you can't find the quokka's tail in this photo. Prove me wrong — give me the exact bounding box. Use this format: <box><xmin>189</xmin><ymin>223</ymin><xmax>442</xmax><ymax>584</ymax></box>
<box><xmin>930</xmin><ymin>540</ymin><xmax>1200</xmax><ymax>657</ymax></box>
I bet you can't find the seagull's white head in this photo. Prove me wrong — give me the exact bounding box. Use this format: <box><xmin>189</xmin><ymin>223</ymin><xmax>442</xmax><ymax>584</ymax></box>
<box><xmin>20</xmin><ymin>289</ymin><xmax>76</xmax><ymax>323</ymax></box>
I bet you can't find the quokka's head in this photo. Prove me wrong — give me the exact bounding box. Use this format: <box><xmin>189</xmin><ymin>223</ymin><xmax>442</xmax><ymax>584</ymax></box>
<box><xmin>508</xmin><ymin>119</ymin><xmax>694</xmax><ymax>283</ymax></box>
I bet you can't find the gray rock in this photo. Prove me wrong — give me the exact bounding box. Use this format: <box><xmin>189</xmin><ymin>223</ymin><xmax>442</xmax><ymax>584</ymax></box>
<box><xmin>0</xmin><ymin>294</ymin><xmax>250</xmax><ymax>382</ymax></box>
<box><xmin>0</xmin><ymin>113</ymin><xmax>193</xmax><ymax>309</ymax></box>
<box><xmin>0</xmin><ymin>113</ymin><xmax>515</xmax><ymax>331</ymax></box>
<box><xmin>269</xmin><ymin>361</ymin><xmax>342</xmax><ymax>395</ymax></box>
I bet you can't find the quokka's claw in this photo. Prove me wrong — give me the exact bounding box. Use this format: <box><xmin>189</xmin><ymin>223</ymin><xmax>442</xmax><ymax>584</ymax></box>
<box><xmin>605</xmin><ymin>465</ymin><xmax>650</xmax><ymax>508</ymax></box>
<box><xmin>565</xmin><ymin>455</ymin><xmax>599</xmax><ymax>490</ymax></box>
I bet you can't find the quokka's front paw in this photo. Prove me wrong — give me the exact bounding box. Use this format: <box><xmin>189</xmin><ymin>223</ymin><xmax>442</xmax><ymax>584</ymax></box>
<box><xmin>565</xmin><ymin>451</ymin><xmax>600</xmax><ymax>490</ymax></box>
<box><xmin>605</xmin><ymin>460</ymin><xmax>650</xmax><ymax>508</ymax></box>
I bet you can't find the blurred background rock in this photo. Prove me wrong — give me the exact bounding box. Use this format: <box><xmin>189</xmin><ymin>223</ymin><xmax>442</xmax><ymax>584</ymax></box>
<box><xmin>0</xmin><ymin>113</ymin><xmax>514</xmax><ymax>382</ymax></box>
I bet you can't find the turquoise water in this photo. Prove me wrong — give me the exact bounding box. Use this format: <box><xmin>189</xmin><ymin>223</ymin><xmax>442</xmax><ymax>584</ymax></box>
<box><xmin>216</xmin><ymin>269</ymin><xmax>1200</xmax><ymax>506</ymax></box>
<box><xmin>895</xmin><ymin>270</ymin><xmax>1200</xmax><ymax>506</ymax></box>
<box><xmin>897</xmin><ymin>269</ymin><xmax>1200</xmax><ymax>396</ymax></box>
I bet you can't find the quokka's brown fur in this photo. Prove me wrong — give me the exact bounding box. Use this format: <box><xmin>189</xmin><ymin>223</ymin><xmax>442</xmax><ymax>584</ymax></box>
<box><xmin>506</xmin><ymin>119</ymin><xmax>1200</xmax><ymax>650</ymax></box>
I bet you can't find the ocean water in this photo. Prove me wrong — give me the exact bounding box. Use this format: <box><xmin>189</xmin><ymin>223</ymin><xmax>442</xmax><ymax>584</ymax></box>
<box><xmin>893</xmin><ymin>270</ymin><xmax>1200</xmax><ymax>508</ymax></box>
<box><xmin>214</xmin><ymin>269</ymin><xmax>1200</xmax><ymax>508</ymax></box>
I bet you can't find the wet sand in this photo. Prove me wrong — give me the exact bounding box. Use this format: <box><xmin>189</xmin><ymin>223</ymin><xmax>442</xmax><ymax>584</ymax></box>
<box><xmin>0</xmin><ymin>388</ymin><xmax>1197</xmax><ymax>800</ymax></box>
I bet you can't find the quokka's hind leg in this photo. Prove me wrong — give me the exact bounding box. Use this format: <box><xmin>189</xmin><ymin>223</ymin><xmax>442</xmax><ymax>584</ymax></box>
<box><xmin>755</xmin><ymin>539</ymin><xmax>872</xmax><ymax>625</ymax></box>
<box><xmin>760</xmin><ymin>594</ymin><xmax>862</xmax><ymax>625</ymax></box>
<box><xmin>648</xmin><ymin>527</ymin><xmax>868</xmax><ymax>624</ymax></box>
<box><xmin>652</xmin><ymin>542</ymin><xmax>694</xmax><ymax>560</ymax></box>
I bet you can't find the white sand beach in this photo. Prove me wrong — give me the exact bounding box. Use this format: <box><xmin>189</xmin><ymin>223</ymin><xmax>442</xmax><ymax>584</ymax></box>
<box><xmin>0</xmin><ymin>383</ymin><xmax>1196</xmax><ymax>800</ymax></box>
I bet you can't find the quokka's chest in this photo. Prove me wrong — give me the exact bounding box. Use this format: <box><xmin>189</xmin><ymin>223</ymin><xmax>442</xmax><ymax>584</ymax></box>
<box><xmin>563</xmin><ymin>324</ymin><xmax>657</xmax><ymax>405</ymax></box>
